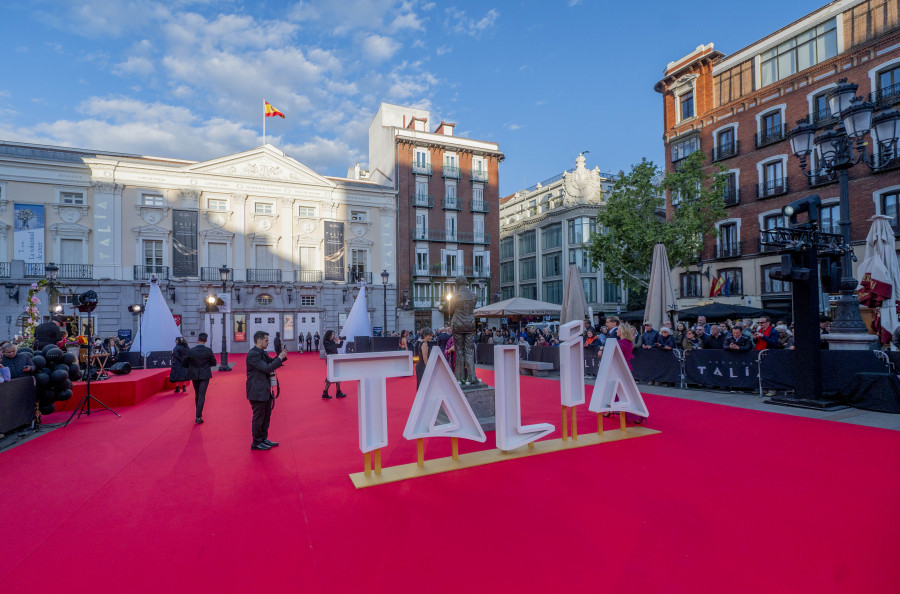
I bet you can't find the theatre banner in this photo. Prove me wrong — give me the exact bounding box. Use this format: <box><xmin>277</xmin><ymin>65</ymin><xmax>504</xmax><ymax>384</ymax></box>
<box><xmin>14</xmin><ymin>204</ymin><xmax>45</xmax><ymax>262</ymax></box>
<box><xmin>233</xmin><ymin>313</ymin><xmax>247</xmax><ymax>342</ymax></box>
<box><xmin>324</xmin><ymin>221</ymin><xmax>345</xmax><ymax>281</ymax></box>
<box><xmin>172</xmin><ymin>210</ymin><xmax>198</xmax><ymax>277</ymax></box>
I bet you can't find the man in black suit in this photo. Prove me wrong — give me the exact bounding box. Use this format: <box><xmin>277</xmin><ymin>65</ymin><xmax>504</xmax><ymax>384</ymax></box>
<box><xmin>186</xmin><ymin>333</ymin><xmax>218</xmax><ymax>424</ymax></box>
<box><xmin>33</xmin><ymin>316</ymin><xmax>65</xmax><ymax>350</ymax></box>
<box><xmin>246</xmin><ymin>330</ymin><xmax>287</xmax><ymax>450</ymax></box>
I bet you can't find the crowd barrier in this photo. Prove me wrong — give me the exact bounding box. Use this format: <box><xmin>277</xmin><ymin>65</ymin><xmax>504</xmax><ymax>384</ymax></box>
<box><xmin>0</xmin><ymin>377</ymin><xmax>36</xmax><ymax>434</ymax></box>
<box><xmin>759</xmin><ymin>349</ymin><xmax>890</xmax><ymax>396</ymax></box>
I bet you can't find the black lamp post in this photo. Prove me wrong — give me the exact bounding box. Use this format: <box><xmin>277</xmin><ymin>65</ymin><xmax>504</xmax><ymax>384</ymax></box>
<box><xmin>788</xmin><ymin>78</ymin><xmax>900</xmax><ymax>347</ymax></box>
<box><xmin>218</xmin><ymin>265</ymin><xmax>232</xmax><ymax>370</ymax></box>
<box><xmin>381</xmin><ymin>269</ymin><xmax>389</xmax><ymax>336</ymax></box>
<box><xmin>45</xmin><ymin>262</ymin><xmax>59</xmax><ymax>307</ymax></box>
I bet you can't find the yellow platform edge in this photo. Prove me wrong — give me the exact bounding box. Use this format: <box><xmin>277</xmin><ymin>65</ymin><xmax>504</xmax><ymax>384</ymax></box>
<box><xmin>350</xmin><ymin>426</ymin><xmax>661</xmax><ymax>489</ymax></box>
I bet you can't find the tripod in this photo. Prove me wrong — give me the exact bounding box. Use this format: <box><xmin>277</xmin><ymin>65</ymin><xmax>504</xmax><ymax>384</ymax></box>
<box><xmin>65</xmin><ymin>318</ymin><xmax>120</xmax><ymax>426</ymax></box>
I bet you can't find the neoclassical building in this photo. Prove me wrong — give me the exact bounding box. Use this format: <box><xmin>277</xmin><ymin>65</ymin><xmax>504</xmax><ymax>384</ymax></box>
<box><xmin>0</xmin><ymin>141</ymin><xmax>397</xmax><ymax>352</ymax></box>
<box><xmin>498</xmin><ymin>154</ymin><xmax>623</xmax><ymax>324</ymax></box>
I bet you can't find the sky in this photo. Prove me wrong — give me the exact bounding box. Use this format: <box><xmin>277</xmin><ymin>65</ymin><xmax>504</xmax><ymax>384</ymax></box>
<box><xmin>0</xmin><ymin>0</ymin><xmax>832</xmax><ymax>196</ymax></box>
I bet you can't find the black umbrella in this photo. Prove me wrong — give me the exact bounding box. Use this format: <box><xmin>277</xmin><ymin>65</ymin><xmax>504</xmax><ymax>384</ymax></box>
<box><xmin>618</xmin><ymin>309</ymin><xmax>645</xmax><ymax>322</ymax></box>
<box><xmin>677</xmin><ymin>302</ymin><xmax>770</xmax><ymax>321</ymax></box>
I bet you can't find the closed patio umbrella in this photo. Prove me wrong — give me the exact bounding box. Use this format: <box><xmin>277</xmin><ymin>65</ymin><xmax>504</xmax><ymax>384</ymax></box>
<box><xmin>560</xmin><ymin>263</ymin><xmax>588</xmax><ymax>325</ymax></box>
<box><xmin>643</xmin><ymin>243</ymin><xmax>677</xmax><ymax>329</ymax></box>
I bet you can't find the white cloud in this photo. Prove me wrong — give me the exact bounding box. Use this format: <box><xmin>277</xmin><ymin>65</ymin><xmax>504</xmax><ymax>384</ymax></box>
<box><xmin>445</xmin><ymin>7</ymin><xmax>499</xmax><ymax>37</ymax></box>
<box><xmin>113</xmin><ymin>56</ymin><xmax>155</xmax><ymax>76</ymax></box>
<box><xmin>568</xmin><ymin>0</ymin><xmax>583</xmax><ymax>6</ymax></box>
<box><xmin>504</xmin><ymin>122</ymin><xmax>522</xmax><ymax>131</ymax></box>
<box><xmin>390</xmin><ymin>12</ymin><xmax>423</xmax><ymax>32</ymax></box>
<box><xmin>421</xmin><ymin>2</ymin><xmax>435</xmax><ymax>9</ymax></box>
<box><xmin>436</xmin><ymin>45</ymin><xmax>451</xmax><ymax>55</ymax></box>
<box><xmin>361</xmin><ymin>34</ymin><xmax>401</xmax><ymax>62</ymax></box>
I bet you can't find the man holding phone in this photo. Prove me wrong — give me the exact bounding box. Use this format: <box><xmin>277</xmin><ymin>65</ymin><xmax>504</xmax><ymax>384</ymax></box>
<box><xmin>246</xmin><ymin>330</ymin><xmax>287</xmax><ymax>451</ymax></box>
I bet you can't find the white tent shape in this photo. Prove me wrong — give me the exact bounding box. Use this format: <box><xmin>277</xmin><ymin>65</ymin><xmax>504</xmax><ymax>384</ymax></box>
<box><xmin>131</xmin><ymin>276</ymin><xmax>182</xmax><ymax>356</ymax></box>
<box><xmin>494</xmin><ymin>345</ymin><xmax>554</xmax><ymax>451</ymax></box>
<box><xmin>403</xmin><ymin>349</ymin><xmax>486</xmax><ymax>442</ymax></box>
<box><xmin>559</xmin><ymin>320</ymin><xmax>586</xmax><ymax>407</ymax></box>
<box><xmin>588</xmin><ymin>338</ymin><xmax>649</xmax><ymax>418</ymax></box>
<box><xmin>339</xmin><ymin>282</ymin><xmax>371</xmax><ymax>353</ymax></box>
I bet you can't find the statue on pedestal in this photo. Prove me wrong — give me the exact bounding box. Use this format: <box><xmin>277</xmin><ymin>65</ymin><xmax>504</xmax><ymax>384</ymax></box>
<box><xmin>450</xmin><ymin>275</ymin><xmax>479</xmax><ymax>385</ymax></box>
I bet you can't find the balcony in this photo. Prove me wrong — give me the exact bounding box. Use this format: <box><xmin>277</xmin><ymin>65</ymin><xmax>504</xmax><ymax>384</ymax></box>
<box><xmin>246</xmin><ymin>269</ymin><xmax>282</xmax><ymax>283</ymax></box>
<box><xmin>413</xmin><ymin>229</ymin><xmax>491</xmax><ymax>244</ymax></box>
<box><xmin>442</xmin><ymin>196</ymin><xmax>462</xmax><ymax>211</ymax></box>
<box><xmin>756</xmin><ymin>177</ymin><xmax>789</xmax><ymax>199</ymax></box>
<box><xmin>714</xmin><ymin>242</ymin><xmax>742</xmax><ymax>259</ymax></box>
<box><xmin>755</xmin><ymin>125</ymin><xmax>786</xmax><ymax>149</ymax></box>
<box><xmin>470</xmin><ymin>199</ymin><xmax>490</xmax><ymax>213</ymax></box>
<box><xmin>811</xmin><ymin>108</ymin><xmax>838</xmax><ymax>128</ymax></box>
<box><xmin>201</xmin><ymin>267</ymin><xmax>233</xmax><ymax>282</ymax></box>
<box><xmin>470</xmin><ymin>168</ymin><xmax>488</xmax><ymax>182</ymax></box>
<box><xmin>870</xmin><ymin>82</ymin><xmax>900</xmax><ymax>108</ymax></box>
<box><xmin>809</xmin><ymin>170</ymin><xmax>838</xmax><ymax>187</ymax></box>
<box><xmin>0</xmin><ymin>262</ymin><xmax>9</xmax><ymax>278</ymax></box>
<box><xmin>442</xmin><ymin>165</ymin><xmax>461</xmax><ymax>179</ymax></box>
<box><xmin>426</xmin><ymin>265</ymin><xmax>492</xmax><ymax>278</ymax></box>
<box><xmin>134</xmin><ymin>265</ymin><xmax>169</xmax><ymax>280</ymax></box>
<box><xmin>294</xmin><ymin>270</ymin><xmax>323</xmax><ymax>283</ymax></box>
<box><xmin>348</xmin><ymin>269</ymin><xmax>373</xmax><ymax>284</ymax></box>
<box><xmin>412</xmin><ymin>193</ymin><xmax>434</xmax><ymax>208</ymax></box>
<box><xmin>24</xmin><ymin>263</ymin><xmax>45</xmax><ymax>278</ymax></box>
<box><xmin>712</xmin><ymin>141</ymin><xmax>739</xmax><ymax>162</ymax></box>
<box><xmin>722</xmin><ymin>186</ymin><xmax>739</xmax><ymax>206</ymax></box>
<box><xmin>412</xmin><ymin>161</ymin><xmax>432</xmax><ymax>175</ymax></box>
<box><xmin>413</xmin><ymin>299</ymin><xmax>432</xmax><ymax>308</ymax></box>
<box><xmin>58</xmin><ymin>264</ymin><xmax>93</xmax><ymax>279</ymax></box>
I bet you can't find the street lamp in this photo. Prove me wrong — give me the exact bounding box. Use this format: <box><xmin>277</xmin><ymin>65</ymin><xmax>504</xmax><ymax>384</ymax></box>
<box><xmin>44</xmin><ymin>262</ymin><xmax>59</xmax><ymax>306</ymax></box>
<box><xmin>381</xmin><ymin>269</ymin><xmax>389</xmax><ymax>336</ymax></box>
<box><xmin>788</xmin><ymin>78</ymin><xmax>900</xmax><ymax>348</ymax></box>
<box><xmin>6</xmin><ymin>283</ymin><xmax>19</xmax><ymax>303</ymax></box>
<box><xmin>218</xmin><ymin>265</ymin><xmax>232</xmax><ymax>371</ymax></box>
<box><xmin>128</xmin><ymin>303</ymin><xmax>144</xmax><ymax>368</ymax></box>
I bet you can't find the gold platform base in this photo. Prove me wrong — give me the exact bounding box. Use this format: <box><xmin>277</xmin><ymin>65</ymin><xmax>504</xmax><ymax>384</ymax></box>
<box><xmin>350</xmin><ymin>425</ymin><xmax>660</xmax><ymax>489</ymax></box>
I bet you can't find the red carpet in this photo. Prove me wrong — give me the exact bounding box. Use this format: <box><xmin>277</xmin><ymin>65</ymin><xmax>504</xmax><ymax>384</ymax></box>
<box><xmin>1</xmin><ymin>353</ymin><xmax>898</xmax><ymax>593</ymax></box>
<box><xmin>55</xmin><ymin>368</ymin><xmax>173</xmax><ymax>412</ymax></box>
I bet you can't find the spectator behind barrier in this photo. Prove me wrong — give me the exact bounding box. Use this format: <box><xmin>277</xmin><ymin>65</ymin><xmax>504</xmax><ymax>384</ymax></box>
<box><xmin>724</xmin><ymin>327</ymin><xmax>753</xmax><ymax>351</ymax></box>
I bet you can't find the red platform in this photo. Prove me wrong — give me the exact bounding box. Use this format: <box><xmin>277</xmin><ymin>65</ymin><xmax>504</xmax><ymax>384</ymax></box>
<box><xmin>54</xmin><ymin>368</ymin><xmax>175</xmax><ymax>412</ymax></box>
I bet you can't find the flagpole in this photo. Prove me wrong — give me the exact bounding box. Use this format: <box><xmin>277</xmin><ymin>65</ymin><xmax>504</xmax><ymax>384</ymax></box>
<box><xmin>263</xmin><ymin>99</ymin><xmax>266</xmax><ymax>146</ymax></box>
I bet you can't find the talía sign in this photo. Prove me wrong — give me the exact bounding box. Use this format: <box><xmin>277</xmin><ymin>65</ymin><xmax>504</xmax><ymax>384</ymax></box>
<box><xmin>328</xmin><ymin>321</ymin><xmax>657</xmax><ymax>488</ymax></box>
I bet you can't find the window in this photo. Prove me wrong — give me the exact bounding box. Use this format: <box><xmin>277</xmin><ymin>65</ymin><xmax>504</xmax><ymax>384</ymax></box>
<box><xmin>671</xmin><ymin>135</ymin><xmax>700</xmax><ymax>162</ymax></box>
<box><xmin>474</xmin><ymin>252</ymin><xmax>488</xmax><ymax>276</ymax></box>
<box><xmin>722</xmin><ymin>172</ymin><xmax>738</xmax><ymax>204</ymax></box>
<box><xmin>762</xmin><ymin>265</ymin><xmax>787</xmax><ymax>293</ymax></box>
<box><xmin>256</xmin><ymin>294</ymin><xmax>274</xmax><ymax>306</ymax></box>
<box><xmin>444</xmin><ymin>153</ymin><xmax>457</xmax><ymax>167</ymax></box>
<box><xmin>60</xmin><ymin>238</ymin><xmax>83</xmax><ymax>264</ymax></box>
<box><xmin>519</xmin><ymin>257</ymin><xmax>537</xmax><ymax>281</ymax></box>
<box><xmin>142</xmin><ymin>193</ymin><xmax>165</xmax><ymax>206</ymax></box>
<box><xmin>518</xmin><ymin>231</ymin><xmax>536</xmax><ymax>255</ymax></box>
<box><xmin>415</xmin><ymin>212</ymin><xmax>428</xmax><ymax>239</ymax></box>
<box><xmin>144</xmin><ymin>240</ymin><xmax>163</xmax><ymax>267</ymax></box>
<box><xmin>416</xmin><ymin>248</ymin><xmax>429</xmax><ymax>274</ymax></box>
<box><xmin>208</xmin><ymin>242</ymin><xmax>227</xmax><ymax>267</ymax></box>
<box><xmin>519</xmin><ymin>284</ymin><xmax>537</xmax><ymax>299</ymax></box>
<box><xmin>445</xmin><ymin>213</ymin><xmax>457</xmax><ymax>240</ymax></box>
<box><xmin>759</xmin><ymin>18</ymin><xmax>837</xmax><ymax>87</ymax></box>
<box><xmin>761</xmin><ymin>213</ymin><xmax>786</xmax><ymax>250</ymax></box>
<box><xmin>300</xmin><ymin>295</ymin><xmax>315</xmax><ymax>306</ymax></box>
<box><xmin>254</xmin><ymin>202</ymin><xmax>274</xmax><ymax>214</ymax></box>
<box><xmin>820</xmin><ymin>203</ymin><xmax>839</xmax><ymax>234</ymax></box>
<box><xmin>812</xmin><ymin>92</ymin><xmax>832</xmax><ymax>124</ymax></box>
<box><xmin>255</xmin><ymin>245</ymin><xmax>274</xmax><ymax>269</ymax></box>
<box><xmin>443</xmin><ymin>250</ymin><xmax>460</xmax><ymax>276</ymax></box>
<box><xmin>351</xmin><ymin>249</ymin><xmax>367</xmax><ymax>278</ymax></box>
<box><xmin>298</xmin><ymin>246</ymin><xmax>316</xmax><ymax>270</ymax></box>
<box><xmin>718</xmin><ymin>223</ymin><xmax>739</xmax><ymax>257</ymax></box>
<box><xmin>568</xmin><ymin>217</ymin><xmax>595</xmax><ymax>245</ymax></box>
<box><xmin>568</xmin><ymin>247</ymin><xmax>596</xmax><ymax>273</ymax></box>
<box><xmin>760</xmin><ymin>160</ymin><xmax>785</xmax><ymax>197</ymax></box>
<box><xmin>882</xmin><ymin>191</ymin><xmax>900</xmax><ymax>229</ymax></box>
<box><xmin>716</xmin><ymin>128</ymin><xmax>736</xmax><ymax>160</ymax></box>
<box><xmin>761</xmin><ymin>111</ymin><xmax>782</xmax><ymax>143</ymax></box>
<box><xmin>350</xmin><ymin>210</ymin><xmax>367</xmax><ymax>222</ymax></box>
<box><xmin>445</xmin><ymin>183</ymin><xmax>457</xmax><ymax>208</ymax></box>
<box><xmin>298</xmin><ymin>205</ymin><xmax>315</xmax><ymax>217</ymax></box>
<box><xmin>207</xmin><ymin>198</ymin><xmax>228</xmax><ymax>211</ymax></box>
<box><xmin>500</xmin><ymin>236</ymin><xmax>514</xmax><ymax>259</ymax></box>
<box><xmin>500</xmin><ymin>261</ymin><xmax>515</xmax><ymax>284</ymax></box>
<box><xmin>543</xmin><ymin>281</ymin><xmax>563</xmax><ymax>304</ymax></box>
<box><xmin>679</xmin><ymin>91</ymin><xmax>695</xmax><ymax>121</ymax></box>
<box><xmin>719</xmin><ymin>269</ymin><xmax>743</xmax><ymax>296</ymax></box>
<box><xmin>542</xmin><ymin>252</ymin><xmax>562</xmax><ymax>277</ymax></box>
<box><xmin>501</xmin><ymin>286</ymin><xmax>515</xmax><ymax>300</ymax></box>
<box><xmin>473</xmin><ymin>217</ymin><xmax>485</xmax><ymax>243</ymax></box>
<box><xmin>60</xmin><ymin>192</ymin><xmax>85</xmax><ymax>205</ymax></box>
<box><xmin>878</xmin><ymin>65</ymin><xmax>900</xmax><ymax>102</ymax></box>
<box><xmin>542</xmin><ymin>223</ymin><xmax>562</xmax><ymax>249</ymax></box>
<box><xmin>603</xmin><ymin>280</ymin><xmax>621</xmax><ymax>303</ymax></box>
<box><xmin>681</xmin><ymin>272</ymin><xmax>702</xmax><ymax>298</ymax></box>
<box><xmin>582</xmin><ymin>277</ymin><xmax>597</xmax><ymax>302</ymax></box>
<box><xmin>472</xmin><ymin>186</ymin><xmax>484</xmax><ymax>202</ymax></box>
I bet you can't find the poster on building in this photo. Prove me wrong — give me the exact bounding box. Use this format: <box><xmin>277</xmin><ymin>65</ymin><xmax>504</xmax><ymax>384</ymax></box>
<box><xmin>284</xmin><ymin>314</ymin><xmax>294</xmax><ymax>340</ymax></box>
<box><xmin>13</xmin><ymin>203</ymin><xmax>45</xmax><ymax>263</ymax></box>
<box><xmin>172</xmin><ymin>210</ymin><xmax>198</xmax><ymax>277</ymax></box>
<box><xmin>216</xmin><ymin>292</ymin><xmax>231</xmax><ymax>313</ymax></box>
<box><xmin>324</xmin><ymin>221</ymin><xmax>345</xmax><ymax>281</ymax></box>
<box><xmin>233</xmin><ymin>313</ymin><xmax>247</xmax><ymax>342</ymax></box>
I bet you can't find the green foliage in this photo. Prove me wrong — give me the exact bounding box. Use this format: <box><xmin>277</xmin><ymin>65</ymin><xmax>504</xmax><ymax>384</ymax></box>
<box><xmin>586</xmin><ymin>151</ymin><xmax>727</xmax><ymax>293</ymax></box>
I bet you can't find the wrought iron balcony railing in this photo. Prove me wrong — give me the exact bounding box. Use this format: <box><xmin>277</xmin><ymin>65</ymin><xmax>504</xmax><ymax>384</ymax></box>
<box><xmin>442</xmin><ymin>197</ymin><xmax>462</xmax><ymax>211</ymax></box>
<box><xmin>294</xmin><ymin>270</ymin><xmax>323</xmax><ymax>283</ymax></box>
<box><xmin>714</xmin><ymin>242</ymin><xmax>742</xmax><ymax>259</ymax></box>
<box><xmin>723</xmin><ymin>186</ymin><xmax>739</xmax><ymax>206</ymax></box>
<box><xmin>0</xmin><ymin>262</ymin><xmax>9</xmax><ymax>278</ymax></box>
<box><xmin>246</xmin><ymin>269</ymin><xmax>282</xmax><ymax>283</ymax></box>
<box><xmin>755</xmin><ymin>125</ymin><xmax>786</xmax><ymax>148</ymax></box>
<box><xmin>756</xmin><ymin>177</ymin><xmax>789</xmax><ymax>199</ymax></box>
<box><xmin>201</xmin><ymin>267</ymin><xmax>233</xmax><ymax>282</ymax></box>
<box><xmin>442</xmin><ymin>165</ymin><xmax>461</xmax><ymax>179</ymax></box>
<box><xmin>24</xmin><ymin>263</ymin><xmax>45</xmax><ymax>278</ymax></box>
<box><xmin>712</xmin><ymin>141</ymin><xmax>739</xmax><ymax>162</ymax></box>
<box><xmin>809</xmin><ymin>170</ymin><xmax>838</xmax><ymax>187</ymax></box>
<box><xmin>348</xmin><ymin>269</ymin><xmax>373</xmax><ymax>284</ymax></box>
<box><xmin>470</xmin><ymin>168</ymin><xmax>488</xmax><ymax>182</ymax></box>
<box><xmin>412</xmin><ymin>193</ymin><xmax>434</xmax><ymax>208</ymax></box>
<box><xmin>412</xmin><ymin>161</ymin><xmax>432</xmax><ymax>175</ymax></box>
<box><xmin>134</xmin><ymin>265</ymin><xmax>169</xmax><ymax>280</ymax></box>
<box><xmin>413</xmin><ymin>229</ymin><xmax>491</xmax><ymax>244</ymax></box>
<box><xmin>58</xmin><ymin>264</ymin><xmax>93</xmax><ymax>279</ymax></box>
<box><xmin>470</xmin><ymin>199</ymin><xmax>490</xmax><ymax>213</ymax></box>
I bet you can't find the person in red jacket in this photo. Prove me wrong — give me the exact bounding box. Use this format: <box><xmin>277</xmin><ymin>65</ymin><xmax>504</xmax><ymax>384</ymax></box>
<box><xmin>753</xmin><ymin>316</ymin><xmax>780</xmax><ymax>350</ymax></box>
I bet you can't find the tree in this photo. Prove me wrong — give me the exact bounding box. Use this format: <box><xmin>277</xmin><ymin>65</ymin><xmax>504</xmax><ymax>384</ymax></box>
<box><xmin>586</xmin><ymin>151</ymin><xmax>727</xmax><ymax>293</ymax></box>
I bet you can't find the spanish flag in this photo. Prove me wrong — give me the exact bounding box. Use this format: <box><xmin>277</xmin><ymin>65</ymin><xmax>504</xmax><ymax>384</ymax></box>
<box><xmin>709</xmin><ymin>275</ymin><xmax>725</xmax><ymax>298</ymax></box>
<box><xmin>264</xmin><ymin>101</ymin><xmax>285</xmax><ymax>119</ymax></box>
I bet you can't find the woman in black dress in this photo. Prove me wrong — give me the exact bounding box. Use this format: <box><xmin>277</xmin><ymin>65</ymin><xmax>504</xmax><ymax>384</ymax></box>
<box><xmin>314</xmin><ymin>331</ymin><xmax>320</xmax><ymax>351</ymax></box>
<box><xmin>169</xmin><ymin>337</ymin><xmax>190</xmax><ymax>393</ymax></box>
<box><xmin>306</xmin><ymin>332</ymin><xmax>313</xmax><ymax>352</ymax></box>
<box><xmin>321</xmin><ymin>330</ymin><xmax>346</xmax><ymax>399</ymax></box>
<box><xmin>415</xmin><ymin>328</ymin><xmax>433</xmax><ymax>388</ymax></box>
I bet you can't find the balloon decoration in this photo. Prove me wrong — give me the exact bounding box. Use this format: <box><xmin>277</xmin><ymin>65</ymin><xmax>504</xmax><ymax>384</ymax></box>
<box><xmin>31</xmin><ymin>346</ymin><xmax>84</xmax><ymax>415</ymax></box>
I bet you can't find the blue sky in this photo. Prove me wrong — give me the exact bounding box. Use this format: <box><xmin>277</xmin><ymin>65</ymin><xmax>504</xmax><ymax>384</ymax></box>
<box><xmin>0</xmin><ymin>0</ymin><xmax>829</xmax><ymax>196</ymax></box>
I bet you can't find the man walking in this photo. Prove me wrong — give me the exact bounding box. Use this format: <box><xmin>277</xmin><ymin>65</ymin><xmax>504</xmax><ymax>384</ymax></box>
<box><xmin>187</xmin><ymin>333</ymin><xmax>217</xmax><ymax>424</ymax></box>
<box><xmin>246</xmin><ymin>330</ymin><xmax>287</xmax><ymax>451</ymax></box>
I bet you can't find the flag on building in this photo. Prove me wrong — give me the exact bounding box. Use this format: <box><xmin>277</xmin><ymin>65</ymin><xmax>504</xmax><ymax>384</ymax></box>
<box><xmin>264</xmin><ymin>101</ymin><xmax>285</xmax><ymax>119</ymax></box>
<box><xmin>709</xmin><ymin>275</ymin><xmax>725</xmax><ymax>297</ymax></box>
<box><xmin>722</xmin><ymin>275</ymin><xmax>732</xmax><ymax>297</ymax></box>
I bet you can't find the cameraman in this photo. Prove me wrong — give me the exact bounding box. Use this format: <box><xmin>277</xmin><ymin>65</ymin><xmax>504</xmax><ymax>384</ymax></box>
<box><xmin>321</xmin><ymin>330</ymin><xmax>346</xmax><ymax>399</ymax></box>
<box><xmin>246</xmin><ymin>330</ymin><xmax>287</xmax><ymax>451</ymax></box>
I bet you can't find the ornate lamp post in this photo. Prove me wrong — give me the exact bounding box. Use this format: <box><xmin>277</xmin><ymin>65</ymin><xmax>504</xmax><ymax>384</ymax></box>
<box><xmin>788</xmin><ymin>79</ymin><xmax>900</xmax><ymax>348</ymax></box>
<box><xmin>218</xmin><ymin>265</ymin><xmax>233</xmax><ymax>370</ymax></box>
<box><xmin>381</xmin><ymin>269</ymin><xmax>389</xmax><ymax>336</ymax></box>
<box><xmin>44</xmin><ymin>262</ymin><xmax>59</xmax><ymax>306</ymax></box>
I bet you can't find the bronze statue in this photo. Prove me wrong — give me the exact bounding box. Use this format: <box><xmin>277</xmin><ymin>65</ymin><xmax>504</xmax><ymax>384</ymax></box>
<box><xmin>450</xmin><ymin>275</ymin><xmax>478</xmax><ymax>385</ymax></box>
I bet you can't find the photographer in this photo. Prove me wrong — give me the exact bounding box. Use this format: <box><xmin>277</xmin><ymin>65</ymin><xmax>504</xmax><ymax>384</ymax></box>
<box><xmin>321</xmin><ymin>330</ymin><xmax>346</xmax><ymax>399</ymax></box>
<box><xmin>246</xmin><ymin>330</ymin><xmax>287</xmax><ymax>451</ymax></box>
<box><xmin>752</xmin><ymin>316</ymin><xmax>780</xmax><ymax>351</ymax></box>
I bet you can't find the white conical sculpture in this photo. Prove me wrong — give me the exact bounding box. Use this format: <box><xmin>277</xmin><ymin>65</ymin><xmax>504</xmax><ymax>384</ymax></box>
<box><xmin>338</xmin><ymin>283</ymin><xmax>371</xmax><ymax>353</ymax></box>
<box><xmin>131</xmin><ymin>276</ymin><xmax>182</xmax><ymax>355</ymax></box>
<box><xmin>588</xmin><ymin>338</ymin><xmax>649</xmax><ymax>417</ymax></box>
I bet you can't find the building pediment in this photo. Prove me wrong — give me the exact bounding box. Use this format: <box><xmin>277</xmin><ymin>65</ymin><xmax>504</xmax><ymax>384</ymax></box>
<box><xmin>182</xmin><ymin>144</ymin><xmax>336</xmax><ymax>187</ymax></box>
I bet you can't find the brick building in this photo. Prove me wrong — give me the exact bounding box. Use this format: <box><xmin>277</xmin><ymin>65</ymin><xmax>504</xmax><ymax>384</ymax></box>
<box><xmin>367</xmin><ymin>103</ymin><xmax>503</xmax><ymax>332</ymax></box>
<box><xmin>655</xmin><ymin>0</ymin><xmax>900</xmax><ymax>316</ymax></box>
